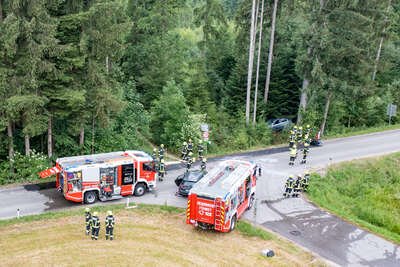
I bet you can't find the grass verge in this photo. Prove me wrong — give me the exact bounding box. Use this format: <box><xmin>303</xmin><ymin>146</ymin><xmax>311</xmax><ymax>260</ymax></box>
<box><xmin>307</xmin><ymin>152</ymin><xmax>400</xmax><ymax>244</ymax></box>
<box><xmin>0</xmin><ymin>203</ymin><xmax>326</xmax><ymax>266</ymax></box>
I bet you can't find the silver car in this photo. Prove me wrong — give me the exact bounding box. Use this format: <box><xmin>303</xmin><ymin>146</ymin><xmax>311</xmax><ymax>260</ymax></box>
<box><xmin>267</xmin><ymin>118</ymin><xmax>292</xmax><ymax>131</ymax></box>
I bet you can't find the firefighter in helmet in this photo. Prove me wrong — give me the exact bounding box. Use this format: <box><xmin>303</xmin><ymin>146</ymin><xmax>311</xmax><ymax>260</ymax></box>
<box><xmin>91</xmin><ymin>211</ymin><xmax>100</xmax><ymax>240</ymax></box>
<box><xmin>302</xmin><ymin>170</ymin><xmax>310</xmax><ymax>192</ymax></box>
<box><xmin>105</xmin><ymin>210</ymin><xmax>115</xmax><ymax>240</ymax></box>
<box><xmin>201</xmin><ymin>157</ymin><xmax>207</xmax><ymax>172</ymax></box>
<box><xmin>289</xmin><ymin>144</ymin><xmax>298</xmax><ymax>166</ymax></box>
<box><xmin>159</xmin><ymin>144</ymin><xmax>165</xmax><ymax>161</ymax></box>
<box><xmin>305</xmin><ymin>124</ymin><xmax>311</xmax><ymax>137</ymax></box>
<box><xmin>197</xmin><ymin>140</ymin><xmax>204</xmax><ymax>159</ymax></box>
<box><xmin>187</xmin><ymin>139</ymin><xmax>193</xmax><ymax>154</ymax></box>
<box><xmin>297</xmin><ymin>126</ymin><xmax>303</xmax><ymax>143</ymax></box>
<box><xmin>293</xmin><ymin>174</ymin><xmax>303</xmax><ymax>197</ymax></box>
<box><xmin>151</xmin><ymin>148</ymin><xmax>157</xmax><ymax>160</ymax></box>
<box><xmin>289</xmin><ymin>130</ymin><xmax>296</xmax><ymax>148</ymax></box>
<box><xmin>181</xmin><ymin>142</ymin><xmax>188</xmax><ymax>160</ymax></box>
<box><xmin>186</xmin><ymin>152</ymin><xmax>194</xmax><ymax>170</ymax></box>
<box><xmin>158</xmin><ymin>159</ymin><xmax>166</xmax><ymax>181</ymax></box>
<box><xmin>85</xmin><ymin>207</ymin><xmax>91</xmax><ymax>235</ymax></box>
<box><xmin>284</xmin><ymin>175</ymin><xmax>295</xmax><ymax>197</ymax></box>
<box><xmin>301</xmin><ymin>139</ymin><xmax>310</xmax><ymax>164</ymax></box>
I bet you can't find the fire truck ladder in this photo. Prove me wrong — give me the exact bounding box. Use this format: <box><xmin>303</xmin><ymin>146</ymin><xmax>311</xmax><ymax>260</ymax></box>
<box><xmin>214</xmin><ymin>198</ymin><xmax>224</xmax><ymax>231</ymax></box>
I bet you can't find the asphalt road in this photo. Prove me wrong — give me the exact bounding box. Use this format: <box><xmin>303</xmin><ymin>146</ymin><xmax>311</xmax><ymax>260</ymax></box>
<box><xmin>0</xmin><ymin>129</ymin><xmax>399</xmax><ymax>266</ymax></box>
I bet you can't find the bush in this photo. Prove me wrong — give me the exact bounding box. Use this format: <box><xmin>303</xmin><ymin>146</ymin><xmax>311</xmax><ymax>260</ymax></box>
<box><xmin>0</xmin><ymin>150</ymin><xmax>51</xmax><ymax>185</ymax></box>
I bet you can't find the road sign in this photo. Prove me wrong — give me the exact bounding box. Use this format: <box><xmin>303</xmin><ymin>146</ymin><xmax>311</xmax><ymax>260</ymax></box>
<box><xmin>200</xmin><ymin>124</ymin><xmax>209</xmax><ymax>132</ymax></box>
<box><xmin>387</xmin><ymin>104</ymin><xmax>397</xmax><ymax>116</ymax></box>
<box><xmin>387</xmin><ymin>104</ymin><xmax>397</xmax><ymax>125</ymax></box>
<box><xmin>202</xmin><ymin>131</ymin><xmax>209</xmax><ymax>141</ymax></box>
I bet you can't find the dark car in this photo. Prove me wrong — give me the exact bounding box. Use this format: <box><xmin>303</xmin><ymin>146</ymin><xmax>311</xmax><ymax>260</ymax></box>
<box><xmin>175</xmin><ymin>169</ymin><xmax>206</xmax><ymax>197</ymax></box>
<box><xmin>267</xmin><ymin>118</ymin><xmax>292</xmax><ymax>132</ymax></box>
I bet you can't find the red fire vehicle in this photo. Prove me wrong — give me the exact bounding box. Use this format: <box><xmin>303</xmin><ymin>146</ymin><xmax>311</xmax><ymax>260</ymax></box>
<box><xmin>39</xmin><ymin>150</ymin><xmax>157</xmax><ymax>204</ymax></box>
<box><xmin>186</xmin><ymin>160</ymin><xmax>257</xmax><ymax>232</ymax></box>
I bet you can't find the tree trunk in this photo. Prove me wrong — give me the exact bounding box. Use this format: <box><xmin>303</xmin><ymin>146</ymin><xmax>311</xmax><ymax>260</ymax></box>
<box><xmin>245</xmin><ymin>0</ymin><xmax>257</xmax><ymax>125</ymax></box>
<box><xmin>297</xmin><ymin>74</ymin><xmax>309</xmax><ymax>124</ymax></box>
<box><xmin>372</xmin><ymin>0</ymin><xmax>391</xmax><ymax>81</ymax></box>
<box><xmin>79</xmin><ymin>125</ymin><xmax>85</xmax><ymax>146</ymax></box>
<box><xmin>252</xmin><ymin>0</ymin><xmax>265</xmax><ymax>125</ymax></box>
<box><xmin>7</xmin><ymin>120</ymin><xmax>14</xmax><ymax>161</ymax></box>
<box><xmin>25</xmin><ymin>135</ymin><xmax>30</xmax><ymax>156</ymax></box>
<box><xmin>263</xmin><ymin>0</ymin><xmax>279</xmax><ymax>103</ymax></box>
<box><xmin>320</xmin><ymin>91</ymin><xmax>332</xmax><ymax>136</ymax></box>
<box><xmin>48</xmin><ymin>115</ymin><xmax>53</xmax><ymax>158</ymax></box>
<box><xmin>91</xmin><ymin>114</ymin><xmax>95</xmax><ymax>154</ymax></box>
<box><xmin>0</xmin><ymin>0</ymin><xmax>3</xmax><ymax>21</ymax></box>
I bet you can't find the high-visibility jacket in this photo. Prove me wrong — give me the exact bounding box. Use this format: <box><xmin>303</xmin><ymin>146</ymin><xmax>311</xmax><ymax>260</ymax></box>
<box><xmin>295</xmin><ymin>179</ymin><xmax>302</xmax><ymax>189</ymax></box>
<box><xmin>85</xmin><ymin>212</ymin><xmax>91</xmax><ymax>225</ymax></box>
<box><xmin>159</xmin><ymin>163</ymin><xmax>165</xmax><ymax>173</ymax></box>
<box><xmin>286</xmin><ymin>178</ymin><xmax>294</xmax><ymax>188</ymax></box>
<box><xmin>105</xmin><ymin>215</ymin><xmax>115</xmax><ymax>228</ymax></box>
<box><xmin>198</xmin><ymin>144</ymin><xmax>204</xmax><ymax>153</ymax></box>
<box><xmin>91</xmin><ymin>216</ymin><xmax>100</xmax><ymax>229</ymax></box>
<box><xmin>290</xmin><ymin>148</ymin><xmax>297</xmax><ymax>157</ymax></box>
<box><xmin>159</xmin><ymin>148</ymin><xmax>164</xmax><ymax>156</ymax></box>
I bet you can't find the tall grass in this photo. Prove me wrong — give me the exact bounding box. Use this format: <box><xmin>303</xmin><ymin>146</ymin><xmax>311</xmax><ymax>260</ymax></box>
<box><xmin>308</xmin><ymin>153</ymin><xmax>400</xmax><ymax>244</ymax></box>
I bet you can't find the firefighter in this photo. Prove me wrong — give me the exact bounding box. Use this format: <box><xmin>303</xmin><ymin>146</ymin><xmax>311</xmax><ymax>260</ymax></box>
<box><xmin>187</xmin><ymin>139</ymin><xmax>193</xmax><ymax>154</ymax></box>
<box><xmin>151</xmin><ymin>148</ymin><xmax>157</xmax><ymax>160</ymax></box>
<box><xmin>197</xmin><ymin>140</ymin><xmax>204</xmax><ymax>159</ymax></box>
<box><xmin>302</xmin><ymin>171</ymin><xmax>310</xmax><ymax>192</ymax></box>
<box><xmin>283</xmin><ymin>175</ymin><xmax>295</xmax><ymax>197</ymax></box>
<box><xmin>258</xmin><ymin>165</ymin><xmax>262</xmax><ymax>177</ymax></box>
<box><xmin>293</xmin><ymin>175</ymin><xmax>303</xmax><ymax>197</ymax></box>
<box><xmin>186</xmin><ymin>152</ymin><xmax>194</xmax><ymax>170</ymax></box>
<box><xmin>181</xmin><ymin>142</ymin><xmax>188</xmax><ymax>160</ymax></box>
<box><xmin>201</xmin><ymin>157</ymin><xmax>207</xmax><ymax>171</ymax></box>
<box><xmin>289</xmin><ymin>130</ymin><xmax>296</xmax><ymax>148</ymax></box>
<box><xmin>158</xmin><ymin>159</ymin><xmax>166</xmax><ymax>181</ymax></box>
<box><xmin>305</xmin><ymin>124</ymin><xmax>311</xmax><ymax>137</ymax></box>
<box><xmin>292</xmin><ymin>125</ymin><xmax>298</xmax><ymax>136</ymax></box>
<box><xmin>159</xmin><ymin>144</ymin><xmax>165</xmax><ymax>161</ymax></box>
<box><xmin>289</xmin><ymin>144</ymin><xmax>297</xmax><ymax>166</ymax></box>
<box><xmin>105</xmin><ymin>210</ymin><xmax>115</xmax><ymax>240</ymax></box>
<box><xmin>91</xmin><ymin>211</ymin><xmax>100</xmax><ymax>240</ymax></box>
<box><xmin>301</xmin><ymin>139</ymin><xmax>310</xmax><ymax>164</ymax></box>
<box><xmin>297</xmin><ymin>126</ymin><xmax>303</xmax><ymax>143</ymax></box>
<box><xmin>85</xmin><ymin>207</ymin><xmax>91</xmax><ymax>235</ymax></box>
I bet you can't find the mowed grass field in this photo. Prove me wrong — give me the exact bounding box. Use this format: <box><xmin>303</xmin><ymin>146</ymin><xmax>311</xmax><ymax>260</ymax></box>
<box><xmin>308</xmin><ymin>152</ymin><xmax>400</xmax><ymax>244</ymax></box>
<box><xmin>0</xmin><ymin>205</ymin><xmax>325</xmax><ymax>267</ymax></box>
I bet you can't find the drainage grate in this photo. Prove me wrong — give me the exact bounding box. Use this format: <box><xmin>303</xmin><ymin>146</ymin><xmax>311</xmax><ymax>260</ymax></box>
<box><xmin>290</xmin><ymin>230</ymin><xmax>301</xmax><ymax>236</ymax></box>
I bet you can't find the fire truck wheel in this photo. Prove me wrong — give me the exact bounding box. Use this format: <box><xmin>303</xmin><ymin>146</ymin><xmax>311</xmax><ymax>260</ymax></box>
<box><xmin>247</xmin><ymin>194</ymin><xmax>255</xmax><ymax>210</ymax></box>
<box><xmin>134</xmin><ymin>183</ymin><xmax>146</xmax><ymax>197</ymax></box>
<box><xmin>84</xmin><ymin>191</ymin><xmax>97</xmax><ymax>204</ymax></box>
<box><xmin>229</xmin><ymin>215</ymin><xmax>237</xmax><ymax>232</ymax></box>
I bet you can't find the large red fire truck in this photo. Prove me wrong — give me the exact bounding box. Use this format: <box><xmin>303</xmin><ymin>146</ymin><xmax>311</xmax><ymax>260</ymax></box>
<box><xmin>39</xmin><ymin>150</ymin><xmax>157</xmax><ymax>204</ymax></box>
<box><xmin>186</xmin><ymin>160</ymin><xmax>257</xmax><ymax>232</ymax></box>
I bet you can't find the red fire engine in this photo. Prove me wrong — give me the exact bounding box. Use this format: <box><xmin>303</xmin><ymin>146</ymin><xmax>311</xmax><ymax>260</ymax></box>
<box><xmin>39</xmin><ymin>150</ymin><xmax>157</xmax><ymax>204</ymax></box>
<box><xmin>186</xmin><ymin>160</ymin><xmax>257</xmax><ymax>232</ymax></box>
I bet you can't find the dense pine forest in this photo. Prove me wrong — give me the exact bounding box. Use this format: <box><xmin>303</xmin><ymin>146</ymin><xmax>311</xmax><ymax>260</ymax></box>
<box><xmin>0</xmin><ymin>0</ymin><xmax>399</xmax><ymax>182</ymax></box>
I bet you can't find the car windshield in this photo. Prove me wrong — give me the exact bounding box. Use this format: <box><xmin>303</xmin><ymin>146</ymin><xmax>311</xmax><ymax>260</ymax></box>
<box><xmin>184</xmin><ymin>171</ymin><xmax>202</xmax><ymax>182</ymax></box>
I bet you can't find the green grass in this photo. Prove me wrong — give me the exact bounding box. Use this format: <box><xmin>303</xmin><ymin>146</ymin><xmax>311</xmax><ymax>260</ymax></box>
<box><xmin>325</xmin><ymin>123</ymin><xmax>400</xmax><ymax>139</ymax></box>
<box><xmin>0</xmin><ymin>203</ymin><xmax>183</xmax><ymax>228</ymax></box>
<box><xmin>237</xmin><ymin>220</ymin><xmax>273</xmax><ymax>240</ymax></box>
<box><xmin>307</xmin><ymin>152</ymin><xmax>400</xmax><ymax>244</ymax></box>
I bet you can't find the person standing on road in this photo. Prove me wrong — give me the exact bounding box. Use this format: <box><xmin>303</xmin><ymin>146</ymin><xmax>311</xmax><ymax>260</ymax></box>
<box><xmin>105</xmin><ymin>210</ymin><xmax>115</xmax><ymax>240</ymax></box>
<box><xmin>293</xmin><ymin>175</ymin><xmax>303</xmax><ymax>197</ymax></box>
<box><xmin>91</xmin><ymin>211</ymin><xmax>100</xmax><ymax>240</ymax></box>
<box><xmin>289</xmin><ymin>130</ymin><xmax>296</xmax><ymax>148</ymax></box>
<box><xmin>187</xmin><ymin>139</ymin><xmax>193</xmax><ymax>154</ymax></box>
<box><xmin>289</xmin><ymin>145</ymin><xmax>298</xmax><ymax>166</ymax></box>
<box><xmin>186</xmin><ymin>152</ymin><xmax>194</xmax><ymax>170</ymax></box>
<box><xmin>158</xmin><ymin>159</ymin><xmax>166</xmax><ymax>181</ymax></box>
<box><xmin>151</xmin><ymin>148</ymin><xmax>157</xmax><ymax>160</ymax></box>
<box><xmin>181</xmin><ymin>142</ymin><xmax>188</xmax><ymax>160</ymax></box>
<box><xmin>302</xmin><ymin>171</ymin><xmax>310</xmax><ymax>192</ymax></box>
<box><xmin>201</xmin><ymin>158</ymin><xmax>207</xmax><ymax>172</ymax></box>
<box><xmin>159</xmin><ymin>144</ymin><xmax>165</xmax><ymax>161</ymax></box>
<box><xmin>85</xmin><ymin>207</ymin><xmax>91</xmax><ymax>236</ymax></box>
<box><xmin>297</xmin><ymin>126</ymin><xmax>303</xmax><ymax>144</ymax></box>
<box><xmin>197</xmin><ymin>140</ymin><xmax>204</xmax><ymax>160</ymax></box>
<box><xmin>301</xmin><ymin>140</ymin><xmax>310</xmax><ymax>164</ymax></box>
<box><xmin>284</xmin><ymin>175</ymin><xmax>295</xmax><ymax>197</ymax></box>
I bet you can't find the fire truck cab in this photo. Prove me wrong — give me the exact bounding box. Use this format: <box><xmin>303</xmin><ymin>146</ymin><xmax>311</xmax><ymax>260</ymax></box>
<box><xmin>186</xmin><ymin>160</ymin><xmax>257</xmax><ymax>232</ymax></box>
<box><xmin>39</xmin><ymin>150</ymin><xmax>157</xmax><ymax>204</ymax></box>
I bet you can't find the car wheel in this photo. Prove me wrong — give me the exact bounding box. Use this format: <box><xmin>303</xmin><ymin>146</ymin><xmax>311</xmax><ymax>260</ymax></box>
<box><xmin>84</xmin><ymin>191</ymin><xmax>97</xmax><ymax>204</ymax></box>
<box><xmin>134</xmin><ymin>183</ymin><xmax>146</xmax><ymax>196</ymax></box>
<box><xmin>230</xmin><ymin>215</ymin><xmax>237</xmax><ymax>232</ymax></box>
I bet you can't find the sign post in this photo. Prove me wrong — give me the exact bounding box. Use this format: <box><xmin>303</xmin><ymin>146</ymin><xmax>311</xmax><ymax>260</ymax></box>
<box><xmin>387</xmin><ymin>104</ymin><xmax>397</xmax><ymax>125</ymax></box>
<box><xmin>200</xmin><ymin>124</ymin><xmax>209</xmax><ymax>155</ymax></box>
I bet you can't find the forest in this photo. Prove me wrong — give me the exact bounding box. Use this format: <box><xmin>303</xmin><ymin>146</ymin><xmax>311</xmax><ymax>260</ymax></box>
<box><xmin>0</xmin><ymin>0</ymin><xmax>399</xmax><ymax>182</ymax></box>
